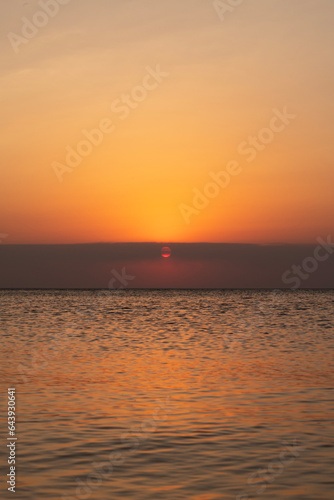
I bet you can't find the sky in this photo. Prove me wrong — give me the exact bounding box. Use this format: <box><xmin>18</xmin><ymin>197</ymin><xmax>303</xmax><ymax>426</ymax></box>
<box><xmin>0</xmin><ymin>0</ymin><xmax>333</xmax><ymax>245</ymax></box>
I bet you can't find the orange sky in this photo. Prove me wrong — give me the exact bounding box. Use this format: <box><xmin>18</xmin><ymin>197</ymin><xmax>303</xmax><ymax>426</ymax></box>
<box><xmin>1</xmin><ymin>0</ymin><xmax>333</xmax><ymax>244</ymax></box>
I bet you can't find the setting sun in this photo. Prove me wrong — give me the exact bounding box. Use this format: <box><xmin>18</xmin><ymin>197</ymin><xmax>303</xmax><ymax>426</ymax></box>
<box><xmin>161</xmin><ymin>246</ymin><xmax>172</xmax><ymax>258</ymax></box>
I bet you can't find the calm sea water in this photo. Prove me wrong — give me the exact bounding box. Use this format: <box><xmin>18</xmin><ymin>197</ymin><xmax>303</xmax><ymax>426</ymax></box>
<box><xmin>0</xmin><ymin>290</ymin><xmax>333</xmax><ymax>500</ymax></box>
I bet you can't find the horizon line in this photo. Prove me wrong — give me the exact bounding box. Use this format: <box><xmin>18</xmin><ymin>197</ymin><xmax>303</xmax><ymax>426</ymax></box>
<box><xmin>0</xmin><ymin>241</ymin><xmax>323</xmax><ymax>247</ymax></box>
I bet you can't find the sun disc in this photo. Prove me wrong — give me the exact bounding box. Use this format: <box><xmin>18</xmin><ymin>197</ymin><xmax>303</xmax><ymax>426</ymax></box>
<box><xmin>161</xmin><ymin>246</ymin><xmax>171</xmax><ymax>258</ymax></box>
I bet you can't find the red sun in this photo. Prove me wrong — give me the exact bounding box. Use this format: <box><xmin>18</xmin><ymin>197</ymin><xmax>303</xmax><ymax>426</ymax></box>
<box><xmin>161</xmin><ymin>246</ymin><xmax>171</xmax><ymax>258</ymax></box>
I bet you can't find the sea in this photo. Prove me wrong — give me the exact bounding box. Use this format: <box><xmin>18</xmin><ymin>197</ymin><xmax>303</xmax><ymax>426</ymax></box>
<box><xmin>0</xmin><ymin>290</ymin><xmax>333</xmax><ymax>500</ymax></box>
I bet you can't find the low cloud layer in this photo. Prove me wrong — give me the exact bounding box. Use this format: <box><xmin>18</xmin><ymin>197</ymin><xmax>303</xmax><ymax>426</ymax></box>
<box><xmin>0</xmin><ymin>243</ymin><xmax>333</xmax><ymax>288</ymax></box>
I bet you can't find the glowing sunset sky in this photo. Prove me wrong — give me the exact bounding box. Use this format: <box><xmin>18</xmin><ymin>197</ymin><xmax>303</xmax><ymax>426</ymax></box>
<box><xmin>1</xmin><ymin>0</ymin><xmax>333</xmax><ymax>244</ymax></box>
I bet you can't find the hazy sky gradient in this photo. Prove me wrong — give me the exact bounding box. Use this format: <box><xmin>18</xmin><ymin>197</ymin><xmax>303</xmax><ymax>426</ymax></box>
<box><xmin>1</xmin><ymin>0</ymin><xmax>333</xmax><ymax>244</ymax></box>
